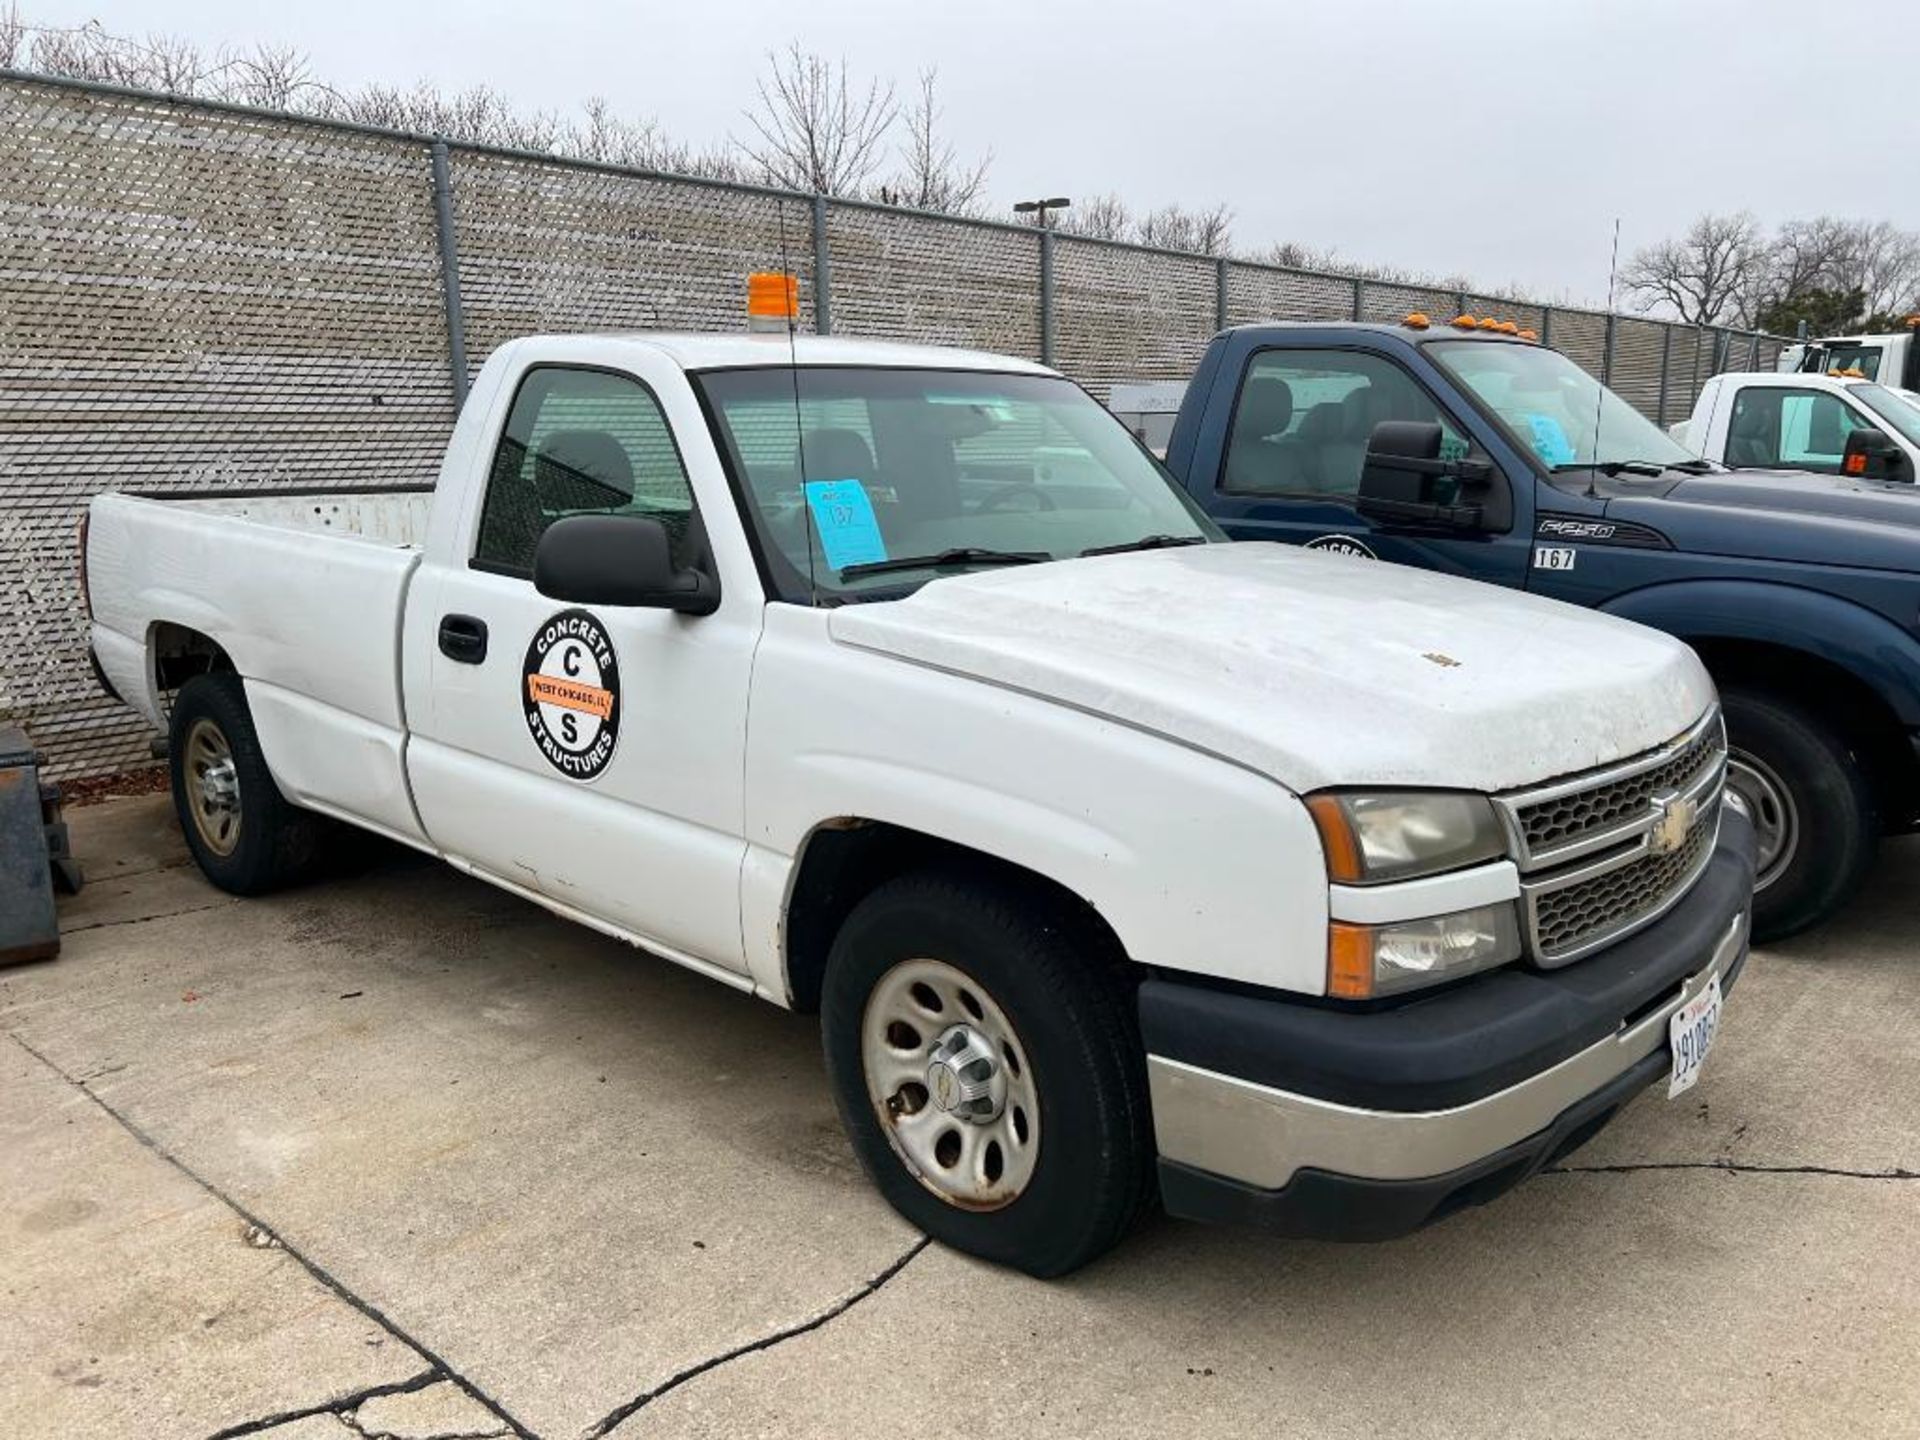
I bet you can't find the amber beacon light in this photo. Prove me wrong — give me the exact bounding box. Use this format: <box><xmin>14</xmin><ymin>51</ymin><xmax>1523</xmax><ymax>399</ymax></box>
<box><xmin>746</xmin><ymin>271</ymin><xmax>799</xmax><ymax>331</ymax></box>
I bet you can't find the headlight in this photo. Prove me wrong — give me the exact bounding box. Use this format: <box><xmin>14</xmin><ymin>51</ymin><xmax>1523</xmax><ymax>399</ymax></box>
<box><xmin>1305</xmin><ymin>790</ymin><xmax>1507</xmax><ymax>884</ymax></box>
<box><xmin>1329</xmin><ymin>902</ymin><xmax>1522</xmax><ymax>999</ymax></box>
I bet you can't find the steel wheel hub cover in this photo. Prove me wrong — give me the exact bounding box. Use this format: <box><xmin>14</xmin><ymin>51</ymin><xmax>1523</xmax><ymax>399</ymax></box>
<box><xmin>925</xmin><ymin>1024</ymin><xmax>1006</xmax><ymax>1122</ymax></box>
<box><xmin>184</xmin><ymin>717</ymin><xmax>242</xmax><ymax>858</ymax></box>
<box><xmin>860</xmin><ymin>957</ymin><xmax>1042</xmax><ymax>1211</ymax></box>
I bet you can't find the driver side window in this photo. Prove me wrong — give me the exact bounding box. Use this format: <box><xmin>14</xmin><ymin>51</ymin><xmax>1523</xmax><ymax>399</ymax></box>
<box><xmin>474</xmin><ymin>366</ymin><xmax>699</xmax><ymax>575</ymax></box>
<box><xmin>1222</xmin><ymin>350</ymin><xmax>1467</xmax><ymax>497</ymax></box>
<box><xmin>1725</xmin><ymin>387</ymin><xmax>1874</xmax><ymax>475</ymax></box>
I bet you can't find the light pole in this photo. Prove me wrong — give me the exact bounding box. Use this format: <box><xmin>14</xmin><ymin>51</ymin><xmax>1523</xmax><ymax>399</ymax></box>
<box><xmin>1013</xmin><ymin>196</ymin><xmax>1071</xmax><ymax>229</ymax></box>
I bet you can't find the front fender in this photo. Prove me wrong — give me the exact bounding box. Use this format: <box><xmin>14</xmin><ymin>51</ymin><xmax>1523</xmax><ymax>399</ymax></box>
<box><xmin>739</xmin><ymin>613</ymin><xmax>1329</xmax><ymax>1002</ymax></box>
<box><xmin>1600</xmin><ymin>580</ymin><xmax>1920</xmax><ymax>726</ymax></box>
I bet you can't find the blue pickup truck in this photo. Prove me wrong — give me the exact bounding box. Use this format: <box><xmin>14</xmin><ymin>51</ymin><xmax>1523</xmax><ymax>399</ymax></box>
<box><xmin>1163</xmin><ymin>318</ymin><xmax>1920</xmax><ymax>941</ymax></box>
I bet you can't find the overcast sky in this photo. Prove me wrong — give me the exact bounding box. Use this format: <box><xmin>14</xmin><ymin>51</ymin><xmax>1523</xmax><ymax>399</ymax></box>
<box><xmin>41</xmin><ymin>0</ymin><xmax>1920</xmax><ymax>306</ymax></box>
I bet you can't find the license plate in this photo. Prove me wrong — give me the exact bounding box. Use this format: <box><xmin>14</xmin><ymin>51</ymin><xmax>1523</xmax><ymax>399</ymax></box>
<box><xmin>1667</xmin><ymin>974</ymin><xmax>1722</xmax><ymax>1098</ymax></box>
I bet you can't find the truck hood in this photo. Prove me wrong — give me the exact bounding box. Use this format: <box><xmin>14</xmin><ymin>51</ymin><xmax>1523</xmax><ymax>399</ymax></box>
<box><xmin>827</xmin><ymin>544</ymin><xmax>1713</xmax><ymax>795</ymax></box>
<box><xmin>1613</xmin><ymin>468</ymin><xmax>1920</xmax><ymax>572</ymax></box>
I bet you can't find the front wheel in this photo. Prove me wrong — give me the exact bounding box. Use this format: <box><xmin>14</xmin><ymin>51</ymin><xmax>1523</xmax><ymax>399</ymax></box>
<box><xmin>821</xmin><ymin>867</ymin><xmax>1153</xmax><ymax>1277</ymax></box>
<box><xmin>1721</xmin><ymin>686</ymin><xmax>1877</xmax><ymax>943</ymax></box>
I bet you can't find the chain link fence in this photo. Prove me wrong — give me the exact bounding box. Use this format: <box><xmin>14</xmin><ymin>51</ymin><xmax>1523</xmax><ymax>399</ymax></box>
<box><xmin>0</xmin><ymin>72</ymin><xmax>1785</xmax><ymax>777</ymax></box>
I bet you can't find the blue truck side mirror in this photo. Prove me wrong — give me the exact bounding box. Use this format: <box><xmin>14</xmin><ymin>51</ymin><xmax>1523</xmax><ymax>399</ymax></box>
<box><xmin>1357</xmin><ymin>422</ymin><xmax>1497</xmax><ymax>531</ymax></box>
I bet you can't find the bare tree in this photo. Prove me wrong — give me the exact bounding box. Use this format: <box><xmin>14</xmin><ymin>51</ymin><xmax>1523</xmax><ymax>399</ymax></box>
<box><xmin>1622</xmin><ymin>212</ymin><xmax>1766</xmax><ymax>325</ymax></box>
<box><xmin>1848</xmin><ymin>220</ymin><xmax>1920</xmax><ymax>319</ymax></box>
<box><xmin>1133</xmin><ymin>201</ymin><xmax>1233</xmax><ymax>256</ymax></box>
<box><xmin>737</xmin><ymin>44</ymin><xmax>896</xmax><ymax>195</ymax></box>
<box><xmin>1055</xmin><ymin>192</ymin><xmax>1132</xmax><ymax>241</ymax></box>
<box><xmin>871</xmin><ymin>68</ymin><xmax>989</xmax><ymax>214</ymax></box>
<box><xmin>225</xmin><ymin>44</ymin><xmax>322</xmax><ymax>110</ymax></box>
<box><xmin>1250</xmin><ymin>239</ymin><xmax>1339</xmax><ymax>270</ymax></box>
<box><xmin>1764</xmin><ymin>217</ymin><xmax>1859</xmax><ymax>304</ymax></box>
<box><xmin>0</xmin><ymin>3</ymin><xmax>25</xmax><ymax>68</ymax></box>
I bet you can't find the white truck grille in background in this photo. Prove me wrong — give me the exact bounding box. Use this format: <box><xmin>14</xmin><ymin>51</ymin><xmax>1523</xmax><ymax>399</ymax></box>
<box><xmin>1496</xmin><ymin>710</ymin><xmax>1728</xmax><ymax>965</ymax></box>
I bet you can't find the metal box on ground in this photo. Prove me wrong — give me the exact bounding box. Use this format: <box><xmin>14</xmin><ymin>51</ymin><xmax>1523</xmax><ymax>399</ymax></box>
<box><xmin>0</xmin><ymin>727</ymin><xmax>60</xmax><ymax>964</ymax></box>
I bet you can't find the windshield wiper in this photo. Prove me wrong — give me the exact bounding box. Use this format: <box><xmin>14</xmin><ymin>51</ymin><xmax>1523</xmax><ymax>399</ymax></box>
<box><xmin>1550</xmin><ymin>460</ymin><xmax>1669</xmax><ymax>478</ymax></box>
<box><xmin>837</xmin><ymin>547</ymin><xmax>1051</xmax><ymax>581</ymax></box>
<box><xmin>1078</xmin><ymin>533</ymin><xmax>1208</xmax><ymax>558</ymax></box>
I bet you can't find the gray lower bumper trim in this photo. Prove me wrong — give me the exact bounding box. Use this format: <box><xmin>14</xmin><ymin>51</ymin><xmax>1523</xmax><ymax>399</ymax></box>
<box><xmin>1147</xmin><ymin>910</ymin><xmax>1747</xmax><ymax>1190</ymax></box>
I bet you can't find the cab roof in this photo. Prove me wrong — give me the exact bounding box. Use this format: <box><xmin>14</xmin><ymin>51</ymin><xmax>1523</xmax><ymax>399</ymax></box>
<box><xmin>1219</xmin><ymin>320</ymin><xmax>1532</xmax><ymax>346</ymax></box>
<box><xmin>513</xmin><ymin>331</ymin><xmax>1061</xmax><ymax>376</ymax></box>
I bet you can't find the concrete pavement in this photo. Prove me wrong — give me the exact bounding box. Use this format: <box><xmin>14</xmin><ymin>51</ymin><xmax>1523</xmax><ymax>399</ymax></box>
<box><xmin>2</xmin><ymin>795</ymin><xmax>1915</xmax><ymax>1439</ymax></box>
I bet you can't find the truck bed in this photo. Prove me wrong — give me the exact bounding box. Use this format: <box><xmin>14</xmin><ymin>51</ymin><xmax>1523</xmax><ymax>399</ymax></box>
<box><xmin>123</xmin><ymin>485</ymin><xmax>434</xmax><ymax>546</ymax></box>
<box><xmin>86</xmin><ymin>485</ymin><xmax>436</xmax><ymax>845</ymax></box>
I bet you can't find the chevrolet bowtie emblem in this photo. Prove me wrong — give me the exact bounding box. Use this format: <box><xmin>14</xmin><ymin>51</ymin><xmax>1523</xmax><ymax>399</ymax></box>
<box><xmin>1649</xmin><ymin>790</ymin><xmax>1697</xmax><ymax>856</ymax></box>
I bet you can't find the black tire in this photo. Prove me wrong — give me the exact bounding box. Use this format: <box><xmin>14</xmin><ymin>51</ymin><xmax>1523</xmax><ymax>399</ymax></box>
<box><xmin>821</xmin><ymin>866</ymin><xmax>1153</xmax><ymax>1277</ymax></box>
<box><xmin>168</xmin><ymin>672</ymin><xmax>331</xmax><ymax>895</ymax></box>
<box><xmin>1722</xmin><ymin>685</ymin><xmax>1877</xmax><ymax>943</ymax></box>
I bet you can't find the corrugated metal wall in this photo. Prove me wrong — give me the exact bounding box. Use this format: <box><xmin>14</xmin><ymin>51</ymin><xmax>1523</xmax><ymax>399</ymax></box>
<box><xmin>0</xmin><ymin>74</ymin><xmax>1784</xmax><ymax>777</ymax></box>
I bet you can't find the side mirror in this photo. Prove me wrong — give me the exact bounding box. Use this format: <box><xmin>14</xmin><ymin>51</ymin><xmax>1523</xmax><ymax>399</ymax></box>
<box><xmin>1356</xmin><ymin>421</ymin><xmax>1497</xmax><ymax>530</ymax></box>
<box><xmin>1842</xmin><ymin>428</ymin><xmax>1913</xmax><ymax>484</ymax></box>
<box><xmin>533</xmin><ymin>514</ymin><xmax>719</xmax><ymax>615</ymax></box>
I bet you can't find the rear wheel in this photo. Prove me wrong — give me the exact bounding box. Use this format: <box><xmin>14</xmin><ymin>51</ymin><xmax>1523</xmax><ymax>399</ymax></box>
<box><xmin>1721</xmin><ymin>686</ymin><xmax>1877</xmax><ymax>943</ymax></box>
<box><xmin>821</xmin><ymin>867</ymin><xmax>1153</xmax><ymax>1277</ymax></box>
<box><xmin>168</xmin><ymin>673</ymin><xmax>331</xmax><ymax>895</ymax></box>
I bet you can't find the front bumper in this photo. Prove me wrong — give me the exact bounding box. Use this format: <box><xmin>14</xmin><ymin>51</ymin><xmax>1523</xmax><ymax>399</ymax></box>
<box><xmin>1143</xmin><ymin>805</ymin><xmax>1756</xmax><ymax>1240</ymax></box>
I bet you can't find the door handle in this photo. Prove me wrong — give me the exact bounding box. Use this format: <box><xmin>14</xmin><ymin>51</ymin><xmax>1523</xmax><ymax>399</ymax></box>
<box><xmin>438</xmin><ymin>614</ymin><xmax>488</xmax><ymax>664</ymax></box>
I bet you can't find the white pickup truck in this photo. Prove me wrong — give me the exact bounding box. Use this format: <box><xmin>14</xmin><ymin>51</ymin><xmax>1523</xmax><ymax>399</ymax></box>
<box><xmin>1673</xmin><ymin>370</ymin><xmax>1920</xmax><ymax>483</ymax></box>
<box><xmin>83</xmin><ymin>311</ymin><xmax>1755</xmax><ymax>1274</ymax></box>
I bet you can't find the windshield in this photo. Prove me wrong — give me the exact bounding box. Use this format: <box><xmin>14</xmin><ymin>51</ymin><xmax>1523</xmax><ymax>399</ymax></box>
<box><xmin>697</xmin><ymin>367</ymin><xmax>1219</xmax><ymax>602</ymax></box>
<box><xmin>1429</xmin><ymin>339</ymin><xmax>1697</xmax><ymax>474</ymax></box>
<box><xmin>1818</xmin><ymin>344</ymin><xmax>1883</xmax><ymax>380</ymax></box>
<box><xmin>1854</xmin><ymin>383</ymin><xmax>1920</xmax><ymax>448</ymax></box>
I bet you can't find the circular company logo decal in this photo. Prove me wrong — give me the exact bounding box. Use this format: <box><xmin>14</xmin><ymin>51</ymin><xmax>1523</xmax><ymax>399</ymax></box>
<box><xmin>1303</xmin><ymin>534</ymin><xmax>1378</xmax><ymax>559</ymax></box>
<box><xmin>522</xmin><ymin>610</ymin><xmax>620</xmax><ymax>781</ymax></box>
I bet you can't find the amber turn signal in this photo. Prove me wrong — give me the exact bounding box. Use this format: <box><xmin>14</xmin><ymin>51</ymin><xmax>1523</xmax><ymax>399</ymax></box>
<box><xmin>1304</xmin><ymin>793</ymin><xmax>1365</xmax><ymax>883</ymax></box>
<box><xmin>1326</xmin><ymin>923</ymin><xmax>1376</xmax><ymax>999</ymax></box>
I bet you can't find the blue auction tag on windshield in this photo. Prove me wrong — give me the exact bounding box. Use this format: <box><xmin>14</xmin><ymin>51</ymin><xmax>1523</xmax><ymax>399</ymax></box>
<box><xmin>803</xmin><ymin>479</ymin><xmax>888</xmax><ymax>571</ymax></box>
<box><xmin>1523</xmin><ymin>413</ymin><xmax>1577</xmax><ymax>466</ymax></box>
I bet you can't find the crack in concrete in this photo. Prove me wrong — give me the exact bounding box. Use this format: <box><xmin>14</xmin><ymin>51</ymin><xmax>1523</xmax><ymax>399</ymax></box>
<box><xmin>1546</xmin><ymin>1159</ymin><xmax>1916</xmax><ymax>1180</ymax></box>
<box><xmin>60</xmin><ymin>899</ymin><xmax>234</xmax><ymax>934</ymax></box>
<box><xmin>340</xmin><ymin>1390</ymin><xmax>512</xmax><ymax>1440</ymax></box>
<box><xmin>2</xmin><ymin>1029</ymin><xmax>539</xmax><ymax>1440</ymax></box>
<box><xmin>89</xmin><ymin>859</ymin><xmax>196</xmax><ymax>882</ymax></box>
<box><xmin>579</xmin><ymin>1234</ymin><xmax>934</xmax><ymax>1439</ymax></box>
<box><xmin>204</xmin><ymin>1369</ymin><xmax>441</xmax><ymax>1439</ymax></box>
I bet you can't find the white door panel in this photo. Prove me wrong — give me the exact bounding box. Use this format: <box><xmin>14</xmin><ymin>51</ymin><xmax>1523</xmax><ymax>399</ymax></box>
<box><xmin>402</xmin><ymin>355</ymin><xmax>761</xmax><ymax>976</ymax></box>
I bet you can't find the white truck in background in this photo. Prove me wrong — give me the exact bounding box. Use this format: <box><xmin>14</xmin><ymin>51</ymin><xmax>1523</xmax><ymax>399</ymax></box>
<box><xmin>1775</xmin><ymin>322</ymin><xmax>1920</xmax><ymax>392</ymax></box>
<box><xmin>80</xmin><ymin>291</ymin><xmax>1753</xmax><ymax>1274</ymax></box>
<box><xmin>1672</xmin><ymin>370</ymin><xmax>1920</xmax><ymax>484</ymax></box>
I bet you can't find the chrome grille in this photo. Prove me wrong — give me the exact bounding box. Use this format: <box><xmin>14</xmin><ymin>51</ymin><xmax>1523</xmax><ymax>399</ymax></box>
<box><xmin>1527</xmin><ymin>811</ymin><xmax>1719</xmax><ymax>963</ymax></box>
<box><xmin>1516</xmin><ymin>719</ymin><xmax>1724</xmax><ymax>857</ymax></box>
<box><xmin>1498</xmin><ymin>709</ymin><xmax>1726</xmax><ymax>872</ymax></box>
<box><xmin>1495</xmin><ymin>707</ymin><xmax>1727</xmax><ymax>966</ymax></box>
